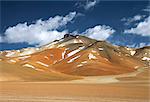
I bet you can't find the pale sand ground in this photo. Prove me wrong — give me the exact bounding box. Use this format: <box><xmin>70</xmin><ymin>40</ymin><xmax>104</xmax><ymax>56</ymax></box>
<box><xmin>0</xmin><ymin>82</ymin><xmax>149</xmax><ymax>102</ymax></box>
<box><xmin>0</xmin><ymin>67</ymin><xmax>149</xmax><ymax>102</ymax></box>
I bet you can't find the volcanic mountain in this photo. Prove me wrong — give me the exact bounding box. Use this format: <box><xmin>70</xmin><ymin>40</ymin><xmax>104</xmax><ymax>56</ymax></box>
<box><xmin>0</xmin><ymin>34</ymin><xmax>149</xmax><ymax>81</ymax></box>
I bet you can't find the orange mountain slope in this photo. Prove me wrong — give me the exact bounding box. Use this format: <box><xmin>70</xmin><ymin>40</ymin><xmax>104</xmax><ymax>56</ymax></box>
<box><xmin>0</xmin><ymin>34</ymin><xmax>149</xmax><ymax>81</ymax></box>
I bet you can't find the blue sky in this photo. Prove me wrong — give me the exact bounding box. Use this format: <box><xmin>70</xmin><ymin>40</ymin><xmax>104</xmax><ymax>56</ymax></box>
<box><xmin>0</xmin><ymin>0</ymin><xmax>150</xmax><ymax>50</ymax></box>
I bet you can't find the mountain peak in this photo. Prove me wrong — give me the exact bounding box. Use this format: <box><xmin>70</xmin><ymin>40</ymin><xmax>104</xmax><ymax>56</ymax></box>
<box><xmin>64</xmin><ymin>34</ymin><xmax>76</xmax><ymax>38</ymax></box>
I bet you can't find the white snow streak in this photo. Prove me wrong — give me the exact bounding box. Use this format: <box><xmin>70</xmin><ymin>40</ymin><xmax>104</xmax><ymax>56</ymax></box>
<box><xmin>23</xmin><ymin>64</ymin><xmax>35</xmax><ymax>69</ymax></box>
<box><xmin>36</xmin><ymin>61</ymin><xmax>49</xmax><ymax>67</ymax></box>
<box><xmin>67</xmin><ymin>55</ymin><xmax>81</xmax><ymax>63</ymax></box>
<box><xmin>67</xmin><ymin>46</ymin><xmax>85</xmax><ymax>57</ymax></box>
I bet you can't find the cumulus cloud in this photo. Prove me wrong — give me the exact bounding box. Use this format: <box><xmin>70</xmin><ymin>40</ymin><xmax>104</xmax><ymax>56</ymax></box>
<box><xmin>76</xmin><ymin>0</ymin><xmax>99</xmax><ymax>10</ymax></box>
<box><xmin>1</xmin><ymin>12</ymin><xmax>76</xmax><ymax>46</ymax></box>
<box><xmin>84</xmin><ymin>0</ymin><xmax>98</xmax><ymax>10</ymax></box>
<box><xmin>0</xmin><ymin>10</ymin><xmax>115</xmax><ymax>46</ymax></box>
<box><xmin>81</xmin><ymin>25</ymin><xmax>115</xmax><ymax>40</ymax></box>
<box><xmin>121</xmin><ymin>15</ymin><xmax>146</xmax><ymax>25</ymax></box>
<box><xmin>124</xmin><ymin>16</ymin><xmax>150</xmax><ymax>36</ymax></box>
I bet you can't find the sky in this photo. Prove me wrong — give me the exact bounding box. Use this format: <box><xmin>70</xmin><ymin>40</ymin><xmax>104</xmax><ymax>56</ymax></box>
<box><xmin>0</xmin><ymin>0</ymin><xmax>150</xmax><ymax>50</ymax></box>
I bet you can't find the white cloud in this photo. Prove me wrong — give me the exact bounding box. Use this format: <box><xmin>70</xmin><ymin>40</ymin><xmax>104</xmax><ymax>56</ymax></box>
<box><xmin>81</xmin><ymin>25</ymin><xmax>115</xmax><ymax>40</ymax></box>
<box><xmin>133</xmin><ymin>15</ymin><xmax>144</xmax><ymax>21</ymax></box>
<box><xmin>124</xmin><ymin>16</ymin><xmax>150</xmax><ymax>36</ymax></box>
<box><xmin>127</xmin><ymin>42</ymin><xmax>150</xmax><ymax>48</ymax></box>
<box><xmin>1</xmin><ymin>12</ymin><xmax>76</xmax><ymax>46</ymax></box>
<box><xmin>84</xmin><ymin>0</ymin><xmax>99</xmax><ymax>10</ymax></box>
<box><xmin>0</xmin><ymin>36</ymin><xmax>3</xmax><ymax>43</ymax></box>
<box><xmin>138</xmin><ymin>43</ymin><xmax>150</xmax><ymax>48</ymax></box>
<box><xmin>143</xmin><ymin>5</ymin><xmax>150</xmax><ymax>12</ymax></box>
<box><xmin>121</xmin><ymin>15</ymin><xmax>146</xmax><ymax>25</ymax></box>
<box><xmin>0</xmin><ymin>11</ymin><xmax>115</xmax><ymax>46</ymax></box>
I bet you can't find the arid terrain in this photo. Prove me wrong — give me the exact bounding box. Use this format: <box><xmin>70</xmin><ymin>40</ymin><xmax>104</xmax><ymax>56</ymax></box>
<box><xmin>0</xmin><ymin>34</ymin><xmax>149</xmax><ymax>102</ymax></box>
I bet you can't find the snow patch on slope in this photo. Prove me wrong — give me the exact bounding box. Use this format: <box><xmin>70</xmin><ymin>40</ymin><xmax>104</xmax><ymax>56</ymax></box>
<box><xmin>130</xmin><ymin>51</ymin><xmax>136</xmax><ymax>56</ymax></box>
<box><xmin>18</xmin><ymin>56</ymin><xmax>31</xmax><ymax>60</ymax></box>
<box><xmin>62</xmin><ymin>50</ymin><xmax>66</xmax><ymax>59</ymax></box>
<box><xmin>6</xmin><ymin>52</ymin><xmax>16</xmax><ymax>57</ymax></box>
<box><xmin>68</xmin><ymin>55</ymin><xmax>81</xmax><ymax>63</ymax></box>
<box><xmin>36</xmin><ymin>61</ymin><xmax>49</xmax><ymax>67</ymax></box>
<box><xmin>77</xmin><ymin>64</ymin><xmax>83</xmax><ymax>67</ymax></box>
<box><xmin>23</xmin><ymin>64</ymin><xmax>35</xmax><ymax>69</ymax></box>
<box><xmin>67</xmin><ymin>46</ymin><xmax>85</xmax><ymax>57</ymax></box>
<box><xmin>8</xmin><ymin>59</ymin><xmax>16</xmax><ymax>63</ymax></box>
<box><xmin>142</xmin><ymin>57</ymin><xmax>150</xmax><ymax>61</ymax></box>
<box><xmin>98</xmin><ymin>48</ymin><xmax>104</xmax><ymax>51</ymax></box>
<box><xmin>88</xmin><ymin>53</ymin><xmax>97</xmax><ymax>60</ymax></box>
<box><xmin>81</xmin><ymin>61</ymin><xmax>87</xmax><ymax>64</ymax></box>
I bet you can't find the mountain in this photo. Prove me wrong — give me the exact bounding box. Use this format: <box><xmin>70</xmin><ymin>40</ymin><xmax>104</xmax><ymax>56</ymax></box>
<box><xmin>0</xmin><ymin>34</ymin><xmax>149</xmax><ymax>81</ymax></box>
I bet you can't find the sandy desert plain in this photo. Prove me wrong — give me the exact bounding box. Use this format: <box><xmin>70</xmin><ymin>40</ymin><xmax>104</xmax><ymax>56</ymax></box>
<box><xmin>0</xmin><ymin>66</ymin><xmax>149</xmax><ymax>102</ymax></box>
